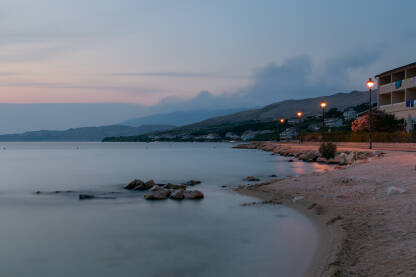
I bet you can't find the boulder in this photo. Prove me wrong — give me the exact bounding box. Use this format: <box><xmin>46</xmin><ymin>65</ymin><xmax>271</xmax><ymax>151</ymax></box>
<box><xmin>150</xmin><ymin>185</ymin><xmax>162</xmax><ymax>191</ymax></box>
<box><xmin>165</xmin><ymin>183</ymin><xmax>187</xmax><ymax>190</ymax></box>
<box><xmin>145</xmin><ymin>180</ymin><xmax>156</xmax><ymax>187</ymax></box>
<box><xmin>292</xmin><ymin>195</ymin><xmax>304</xmax><ymax>203</ymax></box>
<box><xmin>317</xmin><ymin>157</ymin><xmax>329</xmax><ymax>163</ymax></box>
<box><xmin>387</xmin><ymin>186</ymin><xmax>406</xmax><ymax>195</ymax></box>
<box><xmin>79</xmin><ymin>194</ymin><xmax>95</xmax><ymax>200</ymax></box>
<box><xmin>124</xmin><ymin>179</ymin><xmax>144</xmax><ymax>190</ymax></box>
<box><xmin>184</xmin><ymin>180</ymin><xmax>201</xmax><ymax>186</ymax></box>
<box><xmin>345</xmin><ymin>152</ymin><xmax>356</xmax><ymax>164</ymax></box>
<box><xmin>133</xmin><ymin>180</ymin><xmax>156</xmax><ymax>191</ymax></box>
<box><xmin>299</xmin><ymin>151</ymin><xmax>318</xmax><ymax>162</ymax></box>
<box><xmin>243</xmin><ymin>176</ymin><xmax>260</xmax><ymax>182</ymax></box>
<box><xmin>170</xmin><ymin>189</ymin><xmax>185</xmax><ymax>200</ymax></box>
<box><xmin>184</xmin><ymin>190</ymin><xmax>204</xmax><ymax>199</ymax></box>
<box><xmin>144</xmin><ymin>190</ymin><xmax>169</xmax><ymax>200</ymax></box>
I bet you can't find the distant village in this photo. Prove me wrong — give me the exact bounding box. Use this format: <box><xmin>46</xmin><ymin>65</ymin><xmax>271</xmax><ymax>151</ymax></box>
<box><xmin>126</xmin><ymin>104</ymin><xmax>368</xmax><ymax>143</ymax></box>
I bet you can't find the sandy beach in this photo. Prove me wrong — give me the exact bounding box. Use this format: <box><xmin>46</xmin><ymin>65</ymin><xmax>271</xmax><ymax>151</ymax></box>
<box><xmin>236</xmin><ymin>142</ymin><xmax>416</xmax><ymax>277</ymax></box>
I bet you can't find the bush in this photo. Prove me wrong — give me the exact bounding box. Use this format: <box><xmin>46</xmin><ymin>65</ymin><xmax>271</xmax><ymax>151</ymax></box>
<box><xmin>351</xmin><ymin>110</ymin><xmax>405</xmax><ymax>133</ymax></box>
<box><xmin>319</xmin><ymin>142</ymin><xmax>337</xmax><ymax>159</ymax></box>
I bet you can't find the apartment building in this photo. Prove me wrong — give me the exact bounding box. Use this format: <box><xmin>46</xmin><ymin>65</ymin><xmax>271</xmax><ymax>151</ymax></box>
<box><xmin>377</xmin><ymin>62</ymin><xmax>416</xmax><ymax>124</ymax></box>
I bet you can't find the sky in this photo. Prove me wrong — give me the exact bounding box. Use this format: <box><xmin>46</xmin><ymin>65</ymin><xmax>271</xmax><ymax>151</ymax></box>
<box><xmin>0</xmin><ymin>0</ymin><xmax>415</xmax><ymax>131</ymax></box>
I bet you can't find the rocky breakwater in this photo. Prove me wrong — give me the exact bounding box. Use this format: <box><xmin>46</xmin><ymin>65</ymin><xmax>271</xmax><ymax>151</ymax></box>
<box><xmin>124</xmin><ymin>179</ymin><xmax>204</xmax><ymax>201</ymax></box>
<box><xmin>234</xmin><ymin>142</ymin><xmax>384</xmax><ymax>167</ymax></box>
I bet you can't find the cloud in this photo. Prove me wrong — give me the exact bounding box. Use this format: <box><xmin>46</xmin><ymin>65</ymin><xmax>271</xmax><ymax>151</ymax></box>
<box><xmin>149</xmin><ymin>50</ymin><xmax>380</xmax><ymax>113</ymax></box>
<box><xmin>109</xmin><ymin>72</ymin><xmax>252</xmax><ymax>79</ymax></box>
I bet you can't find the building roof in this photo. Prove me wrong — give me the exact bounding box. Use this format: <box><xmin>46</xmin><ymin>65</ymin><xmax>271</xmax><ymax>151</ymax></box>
<box><xmin>375</xmin><ymin>61</ymin><xmax>416</xmax><ymax>77</ymax></box>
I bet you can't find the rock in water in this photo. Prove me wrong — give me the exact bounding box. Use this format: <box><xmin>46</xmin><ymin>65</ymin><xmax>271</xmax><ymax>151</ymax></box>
<box><xmin>149</xmin><ymin>185</ymin><xmax>162</xmax><ymax>191</ymax></box>
<box><xmin>79</xmin><ymin>194</ymin><xmax>95</xmax><ymax>200</ymax></box>
<box><xmin>243</xmin><ymin>176</ymin><xmax>260</xmax><ymax>182</ymax></box>
<box><xmin>184</xmin><ymin>190</ymin><xmax>204</xmax><ymax>200</ymax></box>
<box><xmin>124</xmin><ymin>179</ymin><xmax>145</xmax><ymax>190</ymax></box>
<box><xmin>184</xmin><ymin>180</ymin><xmax>201</xmax><ymax>186</ymax></box>
<box><xmin>165</xmin><ymin>183</ymin><xmax>187</xmax><ymax>190</ymax></box>
<box><xmin>144</xmin><ymin>190</ymin><xmax>169</xmax><ymax>200</ymax></box>
<box><xmin>134</xmin><ymin>180</ymin><xmax>156</xmax><ymax>191</ymax></box>
<box><xmin>170</xmin><ymin>189</ymin><xmax>185</xmax><ymax>200</ymax></box>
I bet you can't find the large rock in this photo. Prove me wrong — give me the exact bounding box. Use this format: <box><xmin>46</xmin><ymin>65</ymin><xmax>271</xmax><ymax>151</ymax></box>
<box><xmin>134</xmin><ymin>180</ymin><xmax>156</xmax><ymax>191</ymax></box>
<box><xmin>387</xmin><ymin>186</ymin><xmax>406</xmax><ymax>195</ymax></box>
<box><xmin>170</xmin><ymin>189</ymin><xmax>185</xmax><ymax>200</ymax></box>
<box><xmin>184</xmin><ymin>180</ymin><xmax>201</xmax><ymax>186</ymax></box>
<box><xmin>124</xmin><ymin>179</ymin><xmax>145</xmax><ymax>190</ymax></box>
<box><xmin>184</xmin><ymin>190</ymin><xmax>204</xmax><ymax>199</ymax></box>
<box><xmin>144</xmin><ymin>190</ymin><xmax>169</xmax><ymax>200</ymax></box>
<box><xmin>345</xmin><ymin>152</ymin><xmax>356</xmax><ymax>164</ymax></box>
<box><xmin>165</xmin><ymin>183</ymin><xmax>187</xmax><ymax>190</ymax></box>
<box><xmin>79</xmin><ymin>194</ymin><xmax>95</xmax><ymax>200</ymax></box>
<box><xmin>299</xmin><ymin>151</ymin><xmax>318</xmax><ymax>162</ymax></box>
<box><xmin>150</xmin><ymin>185</ymin><xmax>162</xmax><ymax>191</ymax></box>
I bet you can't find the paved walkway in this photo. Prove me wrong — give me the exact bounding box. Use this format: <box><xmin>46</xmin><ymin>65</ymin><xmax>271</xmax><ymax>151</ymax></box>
<box><xmin>276</xmin><ymin>142</ymin><xmax>416</xmax><ymax>152</ymax></box>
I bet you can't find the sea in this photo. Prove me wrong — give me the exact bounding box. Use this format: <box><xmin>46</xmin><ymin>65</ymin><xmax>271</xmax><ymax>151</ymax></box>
<box><xmin>0</xmin><ymin>142</ymin><xmax>331</xmax><ymax>277</ymax></box>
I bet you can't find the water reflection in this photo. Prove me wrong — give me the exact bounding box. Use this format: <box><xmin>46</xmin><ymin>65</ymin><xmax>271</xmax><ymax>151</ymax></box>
<box><xmin>0</xmin><ymin>142</ymin><xmax>319</xmax><ymax>277</ymax></box>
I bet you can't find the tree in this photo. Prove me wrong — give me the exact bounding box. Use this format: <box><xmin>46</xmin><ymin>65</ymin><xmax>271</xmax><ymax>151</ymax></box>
<box><xmin>351</xmin><ymin>110</ymin><xmax>405</xmax><ymax>132</ymax></box>
<box><xmin>325</xmin><ymin>108</ymin><xmax>342</xmax><ymax>118</ymax></box>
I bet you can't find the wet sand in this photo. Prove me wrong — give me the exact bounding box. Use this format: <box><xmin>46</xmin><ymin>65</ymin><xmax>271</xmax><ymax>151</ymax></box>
<box><xmin>237</xmin><ymin>143</ymin><xmax>416</xmax><ymax>276</ymax></box>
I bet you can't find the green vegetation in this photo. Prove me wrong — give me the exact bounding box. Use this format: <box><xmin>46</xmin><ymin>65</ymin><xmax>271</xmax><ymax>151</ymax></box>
<box><xmin>319</xmin><ymin>142</ymin><xmax>337</xmax><ymax>159</ymax></box>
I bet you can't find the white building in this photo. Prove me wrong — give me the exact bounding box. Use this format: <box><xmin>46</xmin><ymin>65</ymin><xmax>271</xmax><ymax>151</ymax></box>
<box><xmin>241</xmin><ymin>130</ymin><xmax>258</xmax><ymax>141</ymax></box>
<box><xmin>325</xmin><ymin>118</ymin><xmax>343</xmax><ymax>128</ymax></box>
<box><xmin>225</xmin><ymin>132</ymin><xmax>240</xmax><ymax>140</ymax></box>
<box><xmin>343</xmin><ymin>109</ymin><xmax>357</xmax><ymax>121</ymax></box>
<box><xmin>280</xmin><ymin>127</ymin><xmax>297</xmax><ymax>140</ymax></box>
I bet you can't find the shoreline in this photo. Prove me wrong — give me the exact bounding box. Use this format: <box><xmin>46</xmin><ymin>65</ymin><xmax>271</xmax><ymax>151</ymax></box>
<box><xmin>237</xmin><ymin>185</ymin><xmax>345</xmax><ymax>277</ymax></box>
<box><xmin>235</xmin><ymin>142</ymin><xmax>416</xmax><ymax>276</ymax></box>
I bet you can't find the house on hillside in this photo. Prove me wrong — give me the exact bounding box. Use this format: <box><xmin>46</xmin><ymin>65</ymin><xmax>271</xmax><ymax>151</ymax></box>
<box><xmin>288</xmin><ymin>118</ymin><xmax>302</xmax><ymax>125</ymax></box>
<box><xmin>280</xmin><ymin>128</ymin><xmax>297</xmax><ymax>141</ymax></box>
<box><xmin>205</xmin><ymin>133</ymin><xmax>220</xmax><ymax>140</ymax></box>
<box><xmin>241</xmin><ymin>130</ymin><xmax>258</xmax><ymax>141</ymax></box>
<box><xmin>225</xmin><ymin>132</ymin><xmax>240</xmax><ymax>140</ymax></box>
<box><xmin>325</xmin><ymin>118</ymin><xmax>343</xmax><ymax>128</ymax></box>
<box><xmin>377</xmin><ymin>62</ymin><xmax>416</xmax><ymax>129</ymax></box>
<box><xmin>343</xmin><ymin>109</ymin><xmax>357</xmax><ymax>121</ymax></box>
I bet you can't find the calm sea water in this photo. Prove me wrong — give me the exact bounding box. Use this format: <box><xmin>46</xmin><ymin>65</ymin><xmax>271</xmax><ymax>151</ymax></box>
<box><xmin>0</xmin><ymin>142</ymin><xmax>330</xmax><ymax>277</ymax></box>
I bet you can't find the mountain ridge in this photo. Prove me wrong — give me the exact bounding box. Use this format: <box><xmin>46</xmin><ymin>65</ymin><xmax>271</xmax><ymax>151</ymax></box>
<box><xmin>0</xmin><ymin>124</ymin><xmax>174</xmax><ymax>141</ymax></box>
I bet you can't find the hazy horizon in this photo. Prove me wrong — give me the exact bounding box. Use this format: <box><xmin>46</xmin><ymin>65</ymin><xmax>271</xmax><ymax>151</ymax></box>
<box><xmin>1</xmin><ymin>0</ymin><xmax>415</xmax><ymax>132</ymax></box>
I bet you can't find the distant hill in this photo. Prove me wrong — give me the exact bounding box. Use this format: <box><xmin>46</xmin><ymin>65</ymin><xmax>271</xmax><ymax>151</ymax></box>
<box><xmin>0</xmin><ymin>124</ymin><xmax>174</xmax><ymax>141</ymax></box>
<box><xmin>183</xmin><ymin>90</ymin><xmax>376</xmax><ymax>129</ymax></box>
<box><xmin>103</xmin><ymin>90</ymin><xmax>376</xmax><ymax>142</ymax></box>
<box><xmin>120</xmin><ymin>108</ymin><xmax>249</xmax><ymax>127</ymax></box>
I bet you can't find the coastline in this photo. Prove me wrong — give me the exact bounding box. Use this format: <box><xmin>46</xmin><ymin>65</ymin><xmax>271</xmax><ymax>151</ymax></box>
<box><xmin>235</xmin><ymin>142</ymin><xmax>416</xmax><ymax>276</ymax></box>
<box><xmin>236</xmin><ymin>188</ymin><xmax>344</xmax><ymax>277</ymax></box>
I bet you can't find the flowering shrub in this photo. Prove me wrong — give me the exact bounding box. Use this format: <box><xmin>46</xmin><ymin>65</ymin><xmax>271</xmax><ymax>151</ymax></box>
<box><xmin>351</xmin><ymin>110</ymin><xmax>405</xmax><ymax>132</ymax></box>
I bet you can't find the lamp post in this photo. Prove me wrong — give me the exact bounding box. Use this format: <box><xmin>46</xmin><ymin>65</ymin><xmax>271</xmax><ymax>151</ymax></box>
<box><xmin>320</xmin><ymin>102</ymin><xmax>327</xmax><ymax>129</ymax></box>
<box><xmin>279</xmin><ymin>118</ymin><xmax>286</xmax><ymax>142</ymax></box>
<box><xmin>367</xmin><ymin>78</ymin><xmax>375</xmax><ymax>149</ymax></box>
<box><xmin>297</xmin><ymin>112</ymin><xmax>303</xmax><ymax>144</ymax></box>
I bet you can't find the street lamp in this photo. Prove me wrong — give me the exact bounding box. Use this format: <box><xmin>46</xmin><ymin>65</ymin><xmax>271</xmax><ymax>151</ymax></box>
<box><xmin>320</xmin><ymin>102</ymin><xmax>327</xmax><ymax>129</ymax></box>
<box><xmin>279</xmin><ymin>118</ymin><xmax>286</xmax><ymax>142</ymax></box>
<box><xmin>297</xmin><ymin>112</ymin><xmax>303</xmax><ymax>144</ymax></box>
<box><xmin>367</xmin><ymin>78</ymin><xmax>375</xmax><ymax>149</ymax></box>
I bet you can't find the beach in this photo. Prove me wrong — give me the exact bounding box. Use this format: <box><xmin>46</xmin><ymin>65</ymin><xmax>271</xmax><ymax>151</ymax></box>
<box><xmin>236</xmin><ymin>142</ymin><xmax>416</xmax><ymax>276</ymax></box>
